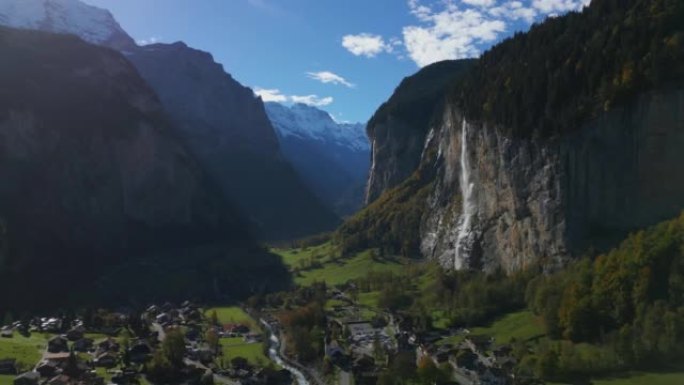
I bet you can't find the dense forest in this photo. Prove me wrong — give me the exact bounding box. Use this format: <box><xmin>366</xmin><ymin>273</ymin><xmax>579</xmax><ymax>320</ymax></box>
<box><xmin>459</xmin><ymin>0</ymin><xmax>684</xmax><ymax>137</ymax></box>
<box><xmin>368</xmin><ymin>59</ymin><xmax>475</xmax><ymax>133</ymax></box>
<box><xmin>525</xmin><ymin>212</ymin><xmax>684</xmax><ymax>380</ymax></box>
<box><xmin>346</xmin><ymin>212</ymin><xmax>684</xmax><ymax>382</ymax></box>
<box><xmin>333</xmin><ymin>168</ymin><xmax>433</xmax><ymax>257</ymax></box>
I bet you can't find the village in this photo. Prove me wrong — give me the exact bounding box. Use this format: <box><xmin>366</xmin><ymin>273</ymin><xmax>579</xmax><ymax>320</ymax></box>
<box><xmin>0</xmin><ymin>290</ymin><xmax>538</xmax><ymax>385</ymax></box>
<box><xmin>0</xmin><ymin>302</ymin><xmax>294</xmax><ymax>385</ymax></box>
<box><xmin>317</xmin><ymin>286</ymin><xmax>535</xmax><ymax>385</ymax></box>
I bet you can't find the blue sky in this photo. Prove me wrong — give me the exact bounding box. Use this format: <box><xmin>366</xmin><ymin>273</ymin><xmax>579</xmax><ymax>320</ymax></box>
<box><xmin>82</xmin><ymin>0</ymin><xmax>588</xmax><ymax>123</ymax></box>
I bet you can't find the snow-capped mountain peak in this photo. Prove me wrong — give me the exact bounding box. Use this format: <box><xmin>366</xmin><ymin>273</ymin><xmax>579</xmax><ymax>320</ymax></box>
<box><xmin>0</xmin><ymin>0</ymin><xmax>135</xmax><ymax>49</ymax></box>
<box><xmin>264</xmin><ymin>102</ymin><xmax>369</xmax><ymax>152</ymax></box>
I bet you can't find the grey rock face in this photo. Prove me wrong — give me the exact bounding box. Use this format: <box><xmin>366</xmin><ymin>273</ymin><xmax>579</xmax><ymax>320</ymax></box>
<box><xmin>0</xmin><ymin>0</ymin><xmax>338</xmax><ymax>240</ymax></box>
<box><xmin>0</xmin><ymin>28</ymin><xmax>249</xmax><ymax>306</ymax></box>
<box><xmin>125</xmin><ymin>44</ymin><xmax>339</xmax><ymax>239</ymax></box>
<box><xmin>365</xmin><ymin>60</ymin><xmax>477</xmax><ymax>204</ymax></box>
<box><xmin>416</xmin><ymin>89</ymin><xmax>684</xmax><ymax>271</ymax></box>
<box><xmin>367</xmin><ymin>117</ymin><xmax>429</xmax><ymax>204</ymax></box>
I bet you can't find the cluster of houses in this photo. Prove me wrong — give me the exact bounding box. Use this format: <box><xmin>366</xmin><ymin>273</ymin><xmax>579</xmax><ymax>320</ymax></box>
<box><xmin>317</xmin><ymin>285</ymin><xmax>538</xmax><ymax>385</ymax></box>
<box><xmin>414</xmin><ymin>334</ymin><xmax>519</xmax><ymax>385</ymax></box>
<box><xmin>0</xmin><ymin>308</ymin><xmax>153</xmax><ymax>385</ymax></box>
<box><xmin>145</xmin><ymin>301</ymin><xmax>202</xmax><ymax>328</ymax></box>
<box><xmin>34</xmin><ymin>323</ymin><xmax>151</xmax><ymax>385</ymax></box>
<box><xmin>0</xmin><ymin>301</ymin><xmax>296</xmax><ymax>385</ymax></box>
<box><xmin>144</xmin><ymin>302</ymin><xmax>286</xmax><ymax>385</ymax></box>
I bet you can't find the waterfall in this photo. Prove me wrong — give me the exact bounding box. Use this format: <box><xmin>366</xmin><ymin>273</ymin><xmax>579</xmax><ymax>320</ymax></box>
<box><xmin>455</xmin><ymin>118</ymin><xmax>476</xmax><ymax>269</ymax></box>
<box><xmin>365</xmin><ymin>138</ymin><xmax>377</xmax><ymax>204</ymax></box>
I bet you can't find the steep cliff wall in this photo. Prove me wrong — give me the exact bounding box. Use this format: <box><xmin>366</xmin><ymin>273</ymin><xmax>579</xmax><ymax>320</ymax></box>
<box><xmin>365</xmin><ymin>60</ymin><xmax>475</xmax><ymax>203</ymax></box>
<box><xmin>356</xmin><ymin>0</ymin><xmax>684</xmax><ymax>271</ymax></box>
<box><xmin>421</xmin><ymin>89</ymin><xmax>684</xmax><ymax>271</ymax></box>
<box><xmin>126</xmin><ymin>43</ymin><xmax>339</xmax><ymax>240</ymax></box>
<box><xmin>0</xmin><ymin>0</ymin><xmax>339</xmax><ymax>240</ymax></box>
<box><xmin>0</xmin><ymin>28</ymin><xmax>289</xmax><ymax>308</ymax></box>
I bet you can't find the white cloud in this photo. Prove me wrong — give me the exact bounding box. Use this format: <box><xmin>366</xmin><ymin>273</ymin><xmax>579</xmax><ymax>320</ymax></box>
<box><xmin>490</xmin><ymin>1</ymin><xmax>537</xmax><ymax>23</ymax></box>
<box><xmin>462</xmin><ymin>0</ymin><xmax>497</xmax><ymax>7</ymax></box>
<box><xmin>403</xmin><ymin>2</ymin><xmax>506</xmax><ymax>67</ymax></box>
<box><xmin>136</xmin><ymin>36</ymin><xmax>159</xmax><ymax>46</ymax></box>
<box><xmin>532</xmin><ymin>0</ymin><xmax>588</xmax><ymax>13</ymax></box>
<box><xmin>290</xmin><ymin>95</ymin><xmax>334</xmax><ymax>107</ymax></box>
<box><xmin>254</xmin><ymin>88</ymin><xmax>288</xmax><ymax>103</ymax></box>
<box><xmin>340</xmin><ymin>0</ymin><xmax>592</xmax><ymax>68</ymax></box>
<box><xmin>307</xmin><ymin>71</ymin><xmax>355</xmax><ymax>88</ymax></box>
<box><xmin>342</xmin><ymin>33</ymin><xmax>392</xmax><ymax>57</ymax></box>
<box><xmin>254</xmin><ymin>88</ymin><xmax>333</xmax><ymax>107</ymax></box>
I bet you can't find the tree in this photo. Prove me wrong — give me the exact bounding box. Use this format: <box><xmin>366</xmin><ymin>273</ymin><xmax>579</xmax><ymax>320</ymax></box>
<box><xmin>231</xmin><ymin>357</ymin><xmax>249</xmax><ymax>370</ymax></box>
<box><xmin>162</xmin><ymin>329</ymin><xmax>186</xmax><ymax>367</ymax></box>
<box><xmin>372</xmin><ymin>332</ymin><xmax>387</xmax><ymax>365</ymax></box>
<box><xmin>536</xmin><ymin>347</ymin><xmax>559</xmax><ymax>380</ymax></box>
<box><xmin>390</xmin><ymin>351</ymin><xmax>417</xmax><ymax>384</ymax></box>
<box><xmin>147</xmin><ymin>350</ymin><xmax>173</xmax><ymax>383</ymax></box>
<box><xmin>377</xmin><ymin>371</ymin><xmax>398</xmax><ymax>385</ymax></box>
<box><xmin>210</xmin><ymin>310</ymin><xmax>219</xmax><ymax>326</ymax></box>
<box><xmin>122</xmin><ymin>338</ymin><xmax>131</xmax><ymax>367</ymax></box>
<box><xmin>206</xmin><ymin>329</ymin><xmax>220</xmax><ymax>353</ymax></box>
<box><xmin>417</xmin><ymin>356</ymin><xmax>450</xmax><ymax>385</ymax></box>
<box><xmin>63</xmin><ymin>350</ymin><xmax>81</xmax><ymax>378</ymax></box>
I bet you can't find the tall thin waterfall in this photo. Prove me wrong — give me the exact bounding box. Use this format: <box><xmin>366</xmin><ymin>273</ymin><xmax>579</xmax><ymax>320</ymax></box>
<box><xmin>455</xmin><ymin>118</ymin><xmax>476</xmax><ymax>269</ymax></box>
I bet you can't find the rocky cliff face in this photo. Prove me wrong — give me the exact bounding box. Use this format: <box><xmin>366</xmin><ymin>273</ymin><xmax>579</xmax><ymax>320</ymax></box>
<box><xmin>0</xmin><ymin>28</ymin><xmax>289</xmax><ymax>308</ymax></box>
<box><xmin>418</xmin><ymin>88</ymin><xmax>684</xmax><ymax>271</ymax></box>
<box><xmin>0</xmin><ymin>0</ymin><xmax>339</xmax><ymax>240</ymax></box>
<box><xmin>360</xmin><ymin>0</ymin><xmax>684</xmax><ymax>271</ymax></box>
<box><xmin>365</xmin><ymin>60</ymin><xmax>476</xmax><ymax>203</ymax></box>
<box><xmin>126</xmin><ymin>44</ymin><xmax>339</xmax><ymax>239</ymax></box>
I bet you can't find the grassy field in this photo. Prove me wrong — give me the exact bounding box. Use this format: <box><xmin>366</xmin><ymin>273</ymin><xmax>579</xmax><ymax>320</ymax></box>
<box><xmin>205</xmin><ymin>307</ymin><xmax>258</xmax><ymax>330</ymax></box>
<box><xmin>0</xmin><ymin>374</ymin><xmax>14</xmax><ymax>385</ymax></box>
<box><xmin>470</xmin><ymin>311</ymin><xmax>544</xmax><ymax>344</ymax></box>
<box><xmin>550</xmin><ymin>371</ymin><xmax>684</xmax><ymax>385</ymax></box>
<box><xmin>274</xmin><ymin>243</ymin><xmax>337</xmax><ymax>268</ymax></box>
<box><xmin>274</xmin><ymin>246</ymin><xmax>407</xmax><ymax>287</ymax></box>
<box><xmin>592</xmin><ymin>372</ymin><xmax>684</xmax><ymax>385</ymax></box>
<box><xmin>357</xmin><ymin>291</ymin><xmax>380</xmax><ymax>308</ymax></box>
<box><xmin>219</xmin><ymin>337</ymin><xmax>268</xmax><ymax>366</ymax></box>
<box><xmin>0</xmin><ymin>332</ymin><xmax>51</xmax><ymax>368</ymax></box>
<box><xmin>439</xmin><ymin>311</ymin><xmax>544</xmax><ymax>346</ymax></box>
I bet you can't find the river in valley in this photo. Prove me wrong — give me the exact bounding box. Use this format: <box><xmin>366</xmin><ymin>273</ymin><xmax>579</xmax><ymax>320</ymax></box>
<box><xmin>260</xmin><ymin>319</ymin><xmax>311</xmax><ymax>385</ymax></box>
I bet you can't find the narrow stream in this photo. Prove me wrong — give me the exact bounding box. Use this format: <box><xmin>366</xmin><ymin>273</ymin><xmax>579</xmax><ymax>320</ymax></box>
<box><xmin>260</xmin><ymin>319</ymin><xmax>311</xmax><ymax>385</ymax></box>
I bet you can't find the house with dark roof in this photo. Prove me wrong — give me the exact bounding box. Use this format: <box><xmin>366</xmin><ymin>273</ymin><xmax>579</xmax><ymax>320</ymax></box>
<box><xmin>94</xmin><ymin>352</ymin><xmax>118</xmax><ymax>368</ymax></box>
<box><xmin>73</xmin><ymin>338</ymin><xmax>94</xmax><ymax>353</ymax></box>
<box><xmin>0</xmin><ymin>359</ymin><xmax>16</xmax><ymax>375</ymax></box>
<box><xmin>65</xmin><ymin>326</ymin><xmax>84</xmax><ymax>341</ymax></box>
<box><xmin>36</xmin><ymin>361</ymin><xmax>59</xmax><ymax>378</ymax></box>
<box><xmin>13</xmin><ymin>371</ymin><xmax>40</xmax><ymax>385</ymax></box>
<box><xmin>48</xmin><ymin>336</ymin><xmax>69</xmax><ymax>353</ymax></box>
<box><xmin>47</xmin><ymin>374</ymin><xmax>71</xmax><ymax>385</ymax></box>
